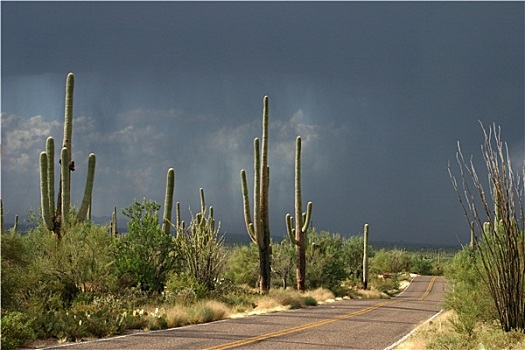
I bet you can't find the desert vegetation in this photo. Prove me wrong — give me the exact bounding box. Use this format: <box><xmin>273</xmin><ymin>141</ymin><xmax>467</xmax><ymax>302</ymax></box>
<box><xmin>394</xmin><ymin>124</ymin><xmax>525</xmax><ymax>349</ymax></box>
<box><xmin>1</xmin><ymin>73</ymin><xmax>496</xmax><ymax>350</ymax></box>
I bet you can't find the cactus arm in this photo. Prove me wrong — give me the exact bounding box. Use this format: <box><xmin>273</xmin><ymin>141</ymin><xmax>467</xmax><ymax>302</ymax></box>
<box><xmin>77</xmin><ymin>153</ymin><xmax>96</xmax><ymax>222</ymax></box>
<box><xmin>241</xmin><ymin>169</ymin><xmax>257</xmax><ymax>244</ymax></box>
<box><xmin>46</xmin><ymin>137</ymin><xmax>55</xmax><ymax>216</ymax></box>
<box><xmin>199</xmin><ymin>187</ymin><xmax>206</xmax><ymax>214</ymax></box>
<box><xmin>162</xmin><ymin>168</ymin><xmax>175</xmax><ymax>235</ymax></box>
<box><xmin>302</xmin><ymin>202</ymin><xmax>313</xmax><ymax>232</ymax></box>
<box><xmin>61</xmin><ymin>147</ymin><xmax>70</xmax><ymax>228</ymax></box>
<box><xmin>286</xmin><ymin>214</ymin><xmax>298</xmax><ymax>244</ymax></box>
<box><xmin>13</xmin><ymin>215</ymin><xmax>18</xmax><ymax>232</ymax></box>
<box><xmin>253</xmin><ymin>138</ymin><xmax>263</xmax><ymax>248</ymax></box>
<box><xmin>40</xmin><ymin>152</ymin><xmax>54</xmax><ymax>230</ymax></box>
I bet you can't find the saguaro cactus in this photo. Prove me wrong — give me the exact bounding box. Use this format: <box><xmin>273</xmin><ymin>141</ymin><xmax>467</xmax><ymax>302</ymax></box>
<box><xmin>111</xmin><ymin>206</ymin><xmax>118</xmax><ymax>237</ymax></box>
<box><xmin>162</xmin><ymin>168</ymin><xmax>175</xmax><ymax>235</ymax></box>
<box><xmin>362</xmin><ymin>223</ymin><xmax>370</xmax><ymax>290</ymax></box>
<box><xmin>1</xmin><ymin>199</ymin><xmax>4</xmax><ymax>234</ymax></box>
<box><xmin>39</xmin><ymin>73</ymin><xmax>96</xmax><ymax>236</ymax></box>
<box><xmin>240</xmin><ymin>96</ymin><xmax>272</xmax><ymax>293</ymax></box>
<box><xmin>285</xmin><ymin>136</ymin><xmax>313</xmax><ymax>292</ymax></box>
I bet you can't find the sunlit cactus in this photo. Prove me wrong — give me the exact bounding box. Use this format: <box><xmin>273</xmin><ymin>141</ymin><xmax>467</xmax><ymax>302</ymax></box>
<box><xmin>240</xmin><ymin>96</ymin><xmax>271</xmax><ymax>293</ymax></box>
<box><xmin>362</xmin><ymin>223</ymin><xmax>370</xmax><ymax>290</ymax></box>
<box><xmin>38</xmin><ymin>73</ymin><xmax>97</xmax><ymax>237</ymax></box>
<box><xmin>285</xmin><ymin>136</ymin><xmax>313</xmax><ymax>292</ymax></box>
<box><xmin>111</xmin><ymin>206</ymin><xmax>118</xmax><ymax>237</ymax></box>
<box><xmin>162</xmin><ymin>168</ymin><xmax>175</xmax><ymax>235</ymax></box>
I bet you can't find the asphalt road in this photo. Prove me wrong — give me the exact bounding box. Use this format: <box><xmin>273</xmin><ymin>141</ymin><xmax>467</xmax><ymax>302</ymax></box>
<box><xmin>43</xmin><ymin>275</ymin><xmax>446</xmax><ymax>350</ymax></box>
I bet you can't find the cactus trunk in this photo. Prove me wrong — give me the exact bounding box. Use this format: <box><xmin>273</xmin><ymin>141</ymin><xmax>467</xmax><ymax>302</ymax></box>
<box><xmin>240</xmin><ymin>96</ymin><xmax>271</xmax><ymax>293</ymax></box>
<box><xmin>162</xmin><ymin>168</ymin><xmax>175</xmax><ymax>235</ymax></box>
<box><xmin>1</xmin><ymin>199</ymin><xmax>4</xmax><ymax>234</ymax></box>
<box><xmin>285</xmin><ymin>136</ymin><xmax>312</xmax><ymax>292</ymax></box>
<box><xmin>363</xmin><ymin>224</ymin><xmax>369</xmax><ymax>290</ymax></box>
<box><xmin>111</xmin><ymin>206</ymin><xmax>118</xmax><ymax>237</ymax></box>
<box><xmin>60</xmin><ymin>147</ymin><xmax>70</xmax><ymax>231</ymax></box>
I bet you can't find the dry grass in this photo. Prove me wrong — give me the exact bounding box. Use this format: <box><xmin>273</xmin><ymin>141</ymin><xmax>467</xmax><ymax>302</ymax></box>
<box><xmin>304</xmin><ymin>288</ymin><xmax>335</xmax><ymax>302</ymax></box>
<box><xmin>394</xmin><ymin>310</ymin><xmax>525</xmax><ymax>350</ymax></box>
<box><xmin>394</xmin><ymin>310</ymin><xmax>452</xmax><ymax>350</ymax></box>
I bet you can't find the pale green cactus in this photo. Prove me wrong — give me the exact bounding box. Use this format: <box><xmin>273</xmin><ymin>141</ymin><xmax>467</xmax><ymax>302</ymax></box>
<box><xmin>285</xmin><ymin>136</ymin><xmax>313</xmax><ymax>292</ymax></box>
<box><xmin>240</xmin><ymin>96</ymin><xmax>271</xmax><ymax>292</ymax></box>
<box><xmin>162</xmin><ymin>168</ymin><xmax>175</xmax><ymax>235</ymax></box>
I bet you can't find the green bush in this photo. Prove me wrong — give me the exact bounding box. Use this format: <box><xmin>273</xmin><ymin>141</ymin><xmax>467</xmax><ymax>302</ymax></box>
<box><xmin>165</xmin><ymin>272</ymin><xmax>208</xmax><ymax>304</ymax></box>
<box><xmin>305</xmin><ymin>229</ymin><xmax>348</xmax><ymax>292</ymax></box>
<box><xmin>223</xmin><ymin>244</ymin><xmax>259</xmax><ymax>287</ymax></box>
<box><xmin>114</xmin><ymin>199</ymin><xmax>179</xmax><ymax>293</ymax></box>
<box><xmin>444</xmin><ymin>248</ymin><xmax>496</xmax><ymax>338</ymax></box>
<box><xmin>370</xmin><ymin>248</ymin><xmax>410</xmax><ymax>275</ymax></box>
<box><xmin>1</xmin><ymin>311</ymin><xmax>36</xmax><ymax>350</ymax></box>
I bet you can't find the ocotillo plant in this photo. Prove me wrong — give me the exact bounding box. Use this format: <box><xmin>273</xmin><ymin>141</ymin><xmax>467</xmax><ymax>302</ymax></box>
<box><xmin>240</xmin><ymin>96</ymin><xmax>271</xmax><ymax>293</ymax></box>
<box><xmin>362</xmin><ymin>223</ymin><xmax>370</xmax><ymax>290</ymax></box>
<box><xmin>162</xmin><ymin>168</ymin><xmax>175</xmax><ymax>235</ymax></box>
<box><xmin>285</xmin><ymin>136</ymin><xmax>313</xmax><ymax>292</ymax></box>
<box><xmin>39</xmin><ymin>73</ymin><xmax>97</xmax><ymax>237</ymax></box>
<box><xmin>175</xmin><ymin>187</ymin><xmax>225</xmax><ymax>290</ymax></box>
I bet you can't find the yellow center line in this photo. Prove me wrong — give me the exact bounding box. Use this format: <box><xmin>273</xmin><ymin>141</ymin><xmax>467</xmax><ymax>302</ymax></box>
<box><xmin>203</xmin><ymin>299</ymin><xmax>400</xmax><ymax>350</ymax></box>
<box><xmin>204</xmin><ymin>277</ymin><xmax>437</xmax><ymax>350</ymax></box>
<box><xmin>418</xmin><ymin>276</ymin><xmax>437</xmax><ymax>301</ymax></box>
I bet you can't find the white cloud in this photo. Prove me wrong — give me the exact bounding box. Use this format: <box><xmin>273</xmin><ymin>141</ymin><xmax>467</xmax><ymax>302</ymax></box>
<box><xmin>1</xmin><ymin>113</ymin><xmax>61</xmax><ymax>172</ymax></box>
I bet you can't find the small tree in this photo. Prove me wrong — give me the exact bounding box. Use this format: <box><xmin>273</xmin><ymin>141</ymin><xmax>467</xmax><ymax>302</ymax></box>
<box><xmin>114</xmin><ymin>199</ymin><xmax>178</xmax><ymax>293</ymax></box>
<box><xmin>449</xmin><ymin>123</ymin><xmax>525</xmax><ymax>332</ymax></box>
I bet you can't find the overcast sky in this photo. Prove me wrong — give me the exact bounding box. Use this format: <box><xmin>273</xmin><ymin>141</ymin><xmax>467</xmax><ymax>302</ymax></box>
<box><xmin>2</xmin><ymin>1</ymin><xmax>524</xmax><ymax>245</ymax></box>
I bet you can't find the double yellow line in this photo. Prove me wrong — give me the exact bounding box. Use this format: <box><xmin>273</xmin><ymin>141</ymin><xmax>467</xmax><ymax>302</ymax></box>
<box><xmin>418</xmin><ymin>276</ymin><xmax>437</xmax><ymax>301</ymax></box>
<box><xmin>204</xmin><ymin>277</ymin><xmax>437</xmax><ymax>350</ymax></box>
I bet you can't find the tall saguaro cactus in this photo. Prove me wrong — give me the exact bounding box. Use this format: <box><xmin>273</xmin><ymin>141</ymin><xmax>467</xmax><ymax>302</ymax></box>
<box><xmin>362</xmin><ymin>223</ymin><xmax>370</xmax><ymax>290</ymax></box>
<box><xmin>240</xmin><ymin>96</ymin><xmax>271</xmax><ymax>293</ymax></box>
<box><xmin>162</xmin><ymin>168</ymin><xmax>175</xmax><ymax>235</ymax></box>
<box><xmin>39</xmin><ymin>73</ymin><xmax>96</xmax><ymax>237</ymax></box>
<box><xmin>285</xmin><ymin>136</ymin><xmax>313</xmax><ymax>292</ymax></box>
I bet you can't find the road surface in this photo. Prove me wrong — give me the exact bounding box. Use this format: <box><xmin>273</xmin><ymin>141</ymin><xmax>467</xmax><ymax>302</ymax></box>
<box><xmin>44</xmin><ymin>275</ymin><xmax>446</xmax><ymax>350</ymax></box>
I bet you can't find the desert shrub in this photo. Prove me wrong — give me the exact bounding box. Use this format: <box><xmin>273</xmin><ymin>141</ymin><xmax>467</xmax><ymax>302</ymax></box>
<box><xmin>444</xmin><ymin>248</ymin><xmax>496</xmax><ymax>338</ymax></box>
<box><xmin>408</xmin><ymin>251</ymin><xmax>434</xmax><ymax>275</ymax></box>
<box><xmin>175</xmin><ymin>205</ymin><xmax>226</xmax><ymax>291</ymax></box>
<box><xmin>223</xmin><ymin>244</ymin><xmax>259</xmax><ymax>287</ymax></box>
<box><xmin>0</xmin><ymin>311</ymin><xmax>36</xmax><ymax>350</ymax></box>
<box><xmin>370</xmin><ymin>248</ymin><xmax>410</xmax><ymax>275</ymax></box>
<box><xmin>271</xmin><ymin>237</ymin><xmax>296</xmax><ymax>289</ymax></box>
<box><xmin>341</xmin><ymin>235</ymin><xmax>367</xmax><ymax>285</ymax></box>
<box><xmin>4</xmin><ymin>220</ymin><xmax>117</xmax><ymax>314</ymax></box>
<box><xmin>1</xmin><ymin>231</ymin><xmax>31</xmax><ymax>310</ymax></box>
<box><xmin>305</xmin><ymin>229</ymin><xmax>348</xmax><ymax>292</ymax></box>
<box><xmin>165</xmin><ymin>271</ymin><xmax>208</xmax><ymax>304</ymax></box>
<box><xmin>114</xmin><ymin>199</ymin><xmax>179</xmax><ymax>293</ymax></box>
<box><xmin>450</xmin><ymin>123</ymin><xmax>525</xmax><ymax>331</ymax></box>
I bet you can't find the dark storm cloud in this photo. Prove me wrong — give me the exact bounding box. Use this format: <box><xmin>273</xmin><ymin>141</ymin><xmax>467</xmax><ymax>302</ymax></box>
<box><xmin>2</xmin><ymin>2</ymin><xmax>523</xmax><ymax>245</ymax></box>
